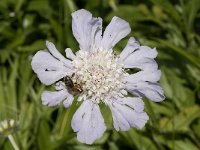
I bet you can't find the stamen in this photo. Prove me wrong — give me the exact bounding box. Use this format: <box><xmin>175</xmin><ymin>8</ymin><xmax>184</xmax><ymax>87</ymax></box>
<box><xmin>72</xmin><ymin>47</ymin><xmax>127</xmax><ymax>103</ymax></box>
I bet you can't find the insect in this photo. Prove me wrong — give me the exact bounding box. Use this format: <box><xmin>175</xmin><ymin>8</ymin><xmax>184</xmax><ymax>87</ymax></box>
<box><xmin>63</xmin><ymin>75</ymin><xmax>83</xmax><ymax>95</ymax></box>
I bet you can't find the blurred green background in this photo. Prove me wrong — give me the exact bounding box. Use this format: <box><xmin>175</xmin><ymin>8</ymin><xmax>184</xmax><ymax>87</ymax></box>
<box><xmin>0</xmin><ymin>0</ymin><xmax>200</xmax><ymax>149</ymax></box>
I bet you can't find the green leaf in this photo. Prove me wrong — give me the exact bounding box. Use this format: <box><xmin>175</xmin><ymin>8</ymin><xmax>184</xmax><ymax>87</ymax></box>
<box><xmin>119</xmin><ymin>129</ymin><xmax>158</xmax><ymax>150</ymax></box>
<box><xmin>160</xmin><ymin>105</ymin><xmax>200</xmax><ymax>132</ymax></box>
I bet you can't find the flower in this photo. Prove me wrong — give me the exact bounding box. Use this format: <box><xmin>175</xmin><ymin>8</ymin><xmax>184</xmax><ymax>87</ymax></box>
<box><xmin>0</xmin><ymin>119</ymin><xmax>19</xmax><ymax>137</ymax></box>
<box><xmin>31</xmin><ymin>9</ymin><xmax>165</xmax><ymax>144</ymax></box>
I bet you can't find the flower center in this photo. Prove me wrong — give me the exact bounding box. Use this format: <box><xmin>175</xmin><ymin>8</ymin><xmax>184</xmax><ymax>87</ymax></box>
<box><xmin>71</xmin><ymin>47</ymin><xmax>127</xmax><ymax>103</ymax></box>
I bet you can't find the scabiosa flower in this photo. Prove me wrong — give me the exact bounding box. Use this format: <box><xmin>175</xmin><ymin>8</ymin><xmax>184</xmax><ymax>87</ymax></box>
<box><xmin>0</xmin><ymin>118</ymin><xmax>20</xmax><ymax>150</ymax></box>
<box><xmin>31</xmin><ymin>9</ymin><xmax>165</xmax><ymax>144</ymax></box>
<box><xmin>0</xmin><ymin>119</ymin><xmax>19</xmax><ymax>137</ymax></box>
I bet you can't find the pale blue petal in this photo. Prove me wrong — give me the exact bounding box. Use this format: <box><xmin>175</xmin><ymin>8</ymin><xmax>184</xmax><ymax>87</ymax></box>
<box><xmin>72</xmin><ymin>9</ymin><xmax>102</xmax><ymax>51</ymax></box>
<box><xmin>109</xmin><ymin>99</ymin><xmax>149</xmax><ymax>131</ymax></box>
<box><xmin>71</xmin><ymin>101</ymin><xmax>106</xmax><ymax>144</ymax></box>
<box><xmin>63</xmin><ymin>94</ymin><xmax>74</xmax><ymax>108</ymax></box>
<box><xmin>101</xmin><ymin>16</ymin><xmax>131</xmax><ymax>50</ymax></box>
<box><xmin>31</xmin><ymin>50</ymin><xmax>73</xmax><ymax>85</ymax></box>
<box><xmin>119</xmin><ymin>37</ymin><xmax>158</xmax><ymax>70</ymax></box>
<box><xmin>126</xmin><ymin>82</ymin><xmax>165</xmax><ymax>102</ymax></box>
<box><xmin>41</xmin><ymin>89</ymin><xmax>68</xmax><ymax>107</ymax></box>
<box><xmin>124</xmin><ymin>70</ymin><xmax>161</xmax><ymax>84</ymax></box>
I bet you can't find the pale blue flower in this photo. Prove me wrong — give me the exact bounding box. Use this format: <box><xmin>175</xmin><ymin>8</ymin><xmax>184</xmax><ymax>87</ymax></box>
<box><xmin>31</xmin><ymin>9</ymin><xmax>165</xmax><ymax>144</ymax></box>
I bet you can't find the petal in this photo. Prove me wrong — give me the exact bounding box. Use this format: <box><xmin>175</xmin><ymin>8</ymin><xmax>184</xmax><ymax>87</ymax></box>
<box><xmin>71</xmin><ymin>101</ymin><xmax>88</xmax><ymax>132</ymax></box>
<box><xmin>126</xmin><ymin>58</ymin><xmax>158</xmax><ymax>71</ymax></box>
<box><xmin>115</xmin><ymin>102</ymin><xmax>149</xmax><ymax>129</ymax></box>
<box><xmin>55</xmin><ymin>81</ymin><xmax>66</xmax><ymax>90</ymax></box>
<box><xmin>41</xmin><ymin>89</ymin><xmax>69</xmax><ymax>107</ymax></box>
<box><xmin>101</xmin><ymin>16</ymin><xmax>131</xmax><ymax>50</ymax></box>
<box><xmin>119</xmin><ymin>37</ymin><xmax>158</xmax><ymax>70</ymax></box>
<box><xmin>123</xmin><ymin>97</ymin><xmax>144</xmax><ymax>112</ymax></box>
<box><xmin>108</xmin><ymin>99</ymin><xmax>149</xmax><ymax>131</ymax></box>
<box><xmin>126</xmin><ymin>82</ymin><xmax>165</xmax><ymax>102</ymax></box>
<box><xmin>124</xmin><ymin>70</ymin><xmax>161</xmax><ymax>84</ymax></box>
<box><xmin>109</xmin><ymin>103</ymin><xmax>130</xmax><ymax>131</ymax></box>
<box><xmin>71</xmin><ymin>101</ymin><xmax>106</xmax><ymax>144</ymax></box>
<box><xmin>31</xmin><ymin>50</ymin><xmax>73</xmax><ymax>85</ymax></box>
<box><xmin>46</xmin><ymin>41</ymin><xmax>72</xmax><ymax>67</ymax></box>
<box><xmin>119</xmin><ymin>37</ymin><xmax>140</xmax><ymax>61</ymax></box>
<box><xmin>72</xmin><ymin>9</ymin><xmax>102</xmax><ymax>51</ymax></box>
<box><xmin>63</xmin><ymin>94</ymin><xmax>74</xmax><ymax>108</ymax></box>
<box><xmin>65</xmin><ymin>48</ymin><xmax>76</xmax><ymax>60</ymax></box>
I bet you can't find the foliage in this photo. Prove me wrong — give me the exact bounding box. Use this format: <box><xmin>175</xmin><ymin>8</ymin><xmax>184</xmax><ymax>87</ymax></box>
<box><xmin>0</xmin><ymin>0</ymin><xmax>200</xmax><ymax>149</ymax></box>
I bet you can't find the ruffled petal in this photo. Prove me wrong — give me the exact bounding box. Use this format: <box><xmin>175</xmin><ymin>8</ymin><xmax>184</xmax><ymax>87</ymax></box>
<box><xmin>123</xmin><ymin>69</ymin><xmax>164</xmax><ymax>101</ymax></box>
<box><xmin>124</xmin><ymin>70</ymin><xmax>161</xmax><ymax>84</ymax></box>
<box><xmin>55</xmin><ymin>81</ymin><xmax>66</xmax><ymax>90</ymax></box>
<box><xmin>41</xmin><ymin>81</ymin><xmax>74</xmax><ymax>107</ymax></box>
<box><xmin>109</xmin><ymin>103</ymin><xmax>130</xmax><ymax>131</ymax></box>
<box><xmin>65</xmin><ymin>48</ymin><xmax>76</xmax><ymax>60</ymax></box>
<box><xmin>125</xmin><ymin>58</ymin><xmax>158</xmax><ymax>71</ymax></box>
<box><xmin>72</xmin><ymin>9</ymin><xmax>102</xmax><ymax>51</ymax></box>
<box><xmin>119</xmin><ymin>37</ymin><xmax>158</xmax><ymax>71</ymax></box>
<box><xmin>123</xmin><ymin>97</ymin><xmax>144</xmax><ymax>112</ymax></box>
<box><xmin>46</xmin><ymin>41</ymin><xmax>72</xmax><ymax>67</ymax></box>
<box><xmin>63</xmin><ymin>94</ymin><xmax>74</xmax><ymax>108</ymax></box>
<box><xmin>108</xmin><ymin>98</ymin><xmax>149</xmax><ymax>131</ymax></box>
<box><xmin>71</xmin><ymin>101</ymin><xmax>106</xmax><ymax>144</ymax></box>
<box><xmin>31</xmin><ymin>50</ymin><xmax>73</xmax><ymax>85</ymax></box>
<box><xmin>119</xmin><ymin>37</ymin><xmax>140</xmax><ymax>60</ymax></box>
<box><xmin>41</xmin><ymin>89</ymin><xmax>68</xmax><ymax>107</ymax></box>
<box><xmin>71</xmin><ymin>100</ymin><xmax>88</xmax><ymax>132</ymax></box>
<box><xmin>125</xmin><ymin>82</ymin><xmax>165</xmax><ymax>102</ymax></box>
<box><xmin>101</xmin><ymin>16</ymin><xmax>131</xmax><ymax>50</ymax></box>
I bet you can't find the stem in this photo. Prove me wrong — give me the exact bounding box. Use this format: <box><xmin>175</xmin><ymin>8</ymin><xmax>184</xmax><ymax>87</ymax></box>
<box><xmin>8</xmin><ymin>135</ymin><xmax>19</xmax><ymax>150</ymax></box>
<box><xmin>59</xmin><ymin>110</ymin><xmax>69</xmax><ymax>138</ymax></box>
<box><xmin>65</xmin><ymin>0</ymin><xmax>75</xmax><ymax>12</ymax></box>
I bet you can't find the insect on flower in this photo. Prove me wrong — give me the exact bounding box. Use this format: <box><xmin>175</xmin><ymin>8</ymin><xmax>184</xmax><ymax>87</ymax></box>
<box><xmin>63</xmin><ymin>74</ymin><xmax>83</xmax><ymax>95</ymax></box>
<box><xmin>31</xmin><ymin>9</ymin><xmax>165</xmax><ymax>144</ymax></box>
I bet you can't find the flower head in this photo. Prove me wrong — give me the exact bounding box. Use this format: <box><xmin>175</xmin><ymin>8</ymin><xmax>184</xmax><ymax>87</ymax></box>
<box><xmin>31</xmin><ymin>9</ymin><xmax>165</xmax><ymax>144</ymax></box>
<box><xmin>0</xmin><ymin>119</ymin><xmax>19</xmax><ymax>137</ymax></box>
